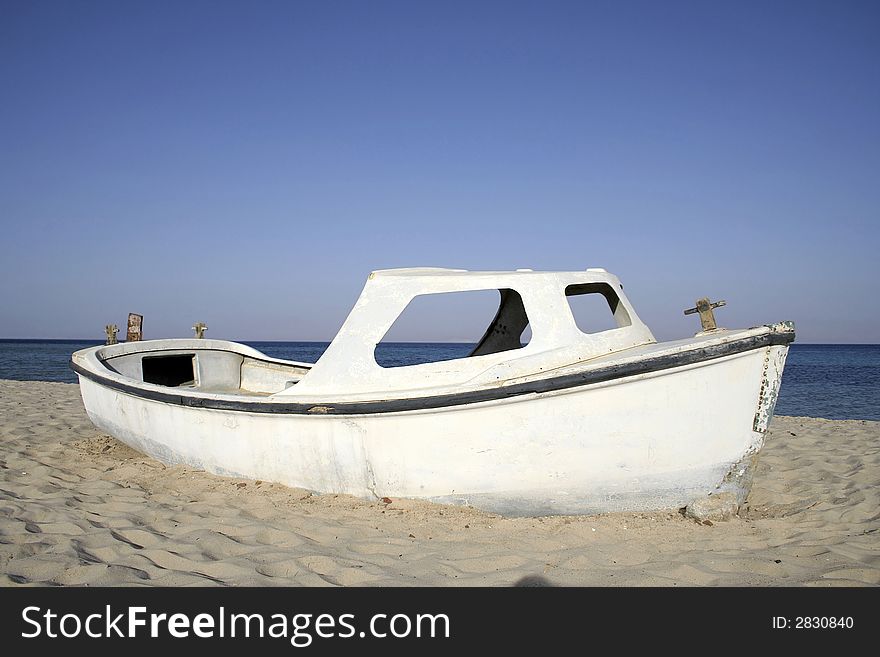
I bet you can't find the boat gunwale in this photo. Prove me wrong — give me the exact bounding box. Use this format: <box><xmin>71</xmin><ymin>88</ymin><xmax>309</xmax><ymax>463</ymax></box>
<box><xmin>70</xmin><ymin>328</ymin><xmax>794</xmax><ymax>415</ymax></box>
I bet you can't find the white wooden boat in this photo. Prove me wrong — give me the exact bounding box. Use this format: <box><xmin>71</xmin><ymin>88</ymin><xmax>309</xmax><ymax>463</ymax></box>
<box><xmin>71</xmin><ymin>268</ymin><xmax>794</xmax><ymax>516</ymax></box>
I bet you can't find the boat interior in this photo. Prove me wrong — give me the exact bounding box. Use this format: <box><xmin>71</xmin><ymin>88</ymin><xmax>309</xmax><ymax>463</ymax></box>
<box><xmin>103</xmin><ymin>348</ymin><xmax>311</xmax><ymax>396</ymax></box>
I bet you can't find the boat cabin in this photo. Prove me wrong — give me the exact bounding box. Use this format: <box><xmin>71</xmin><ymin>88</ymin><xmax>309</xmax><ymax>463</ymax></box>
<box><xmin>283</xmin><ymin>267</ymin><xmax>656</xmax><ymax>399</ymax></box>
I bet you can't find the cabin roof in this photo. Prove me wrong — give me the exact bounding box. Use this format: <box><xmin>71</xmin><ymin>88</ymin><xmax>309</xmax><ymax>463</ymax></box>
<box><xmin>370</xmin><ymin>267</ymin><xmax>611</xmax><ymax>278</ymax></box>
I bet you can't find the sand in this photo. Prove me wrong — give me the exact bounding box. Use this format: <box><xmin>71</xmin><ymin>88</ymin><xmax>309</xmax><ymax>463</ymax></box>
<box><xmin>1</xmin><ymin>379</ymin><xmax>878</xmax><ymax>587</ymax></box>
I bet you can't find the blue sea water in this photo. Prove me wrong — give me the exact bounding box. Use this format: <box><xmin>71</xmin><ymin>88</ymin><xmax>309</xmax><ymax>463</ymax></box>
<box><xmin>0</xmin><ymin>340</ymin><xmax>877</xmax><ymax>421</ymax></box>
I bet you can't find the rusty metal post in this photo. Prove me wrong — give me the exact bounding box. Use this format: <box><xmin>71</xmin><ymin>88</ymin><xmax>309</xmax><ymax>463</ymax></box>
<box><xmin>192</xmin><ymin>322</ymin><xmax>207</xmax><ymax>339</ymax></box>
<box><xmin>684</xmin><ymin>297</ymin><xmax>726</xmax><ymax>332</ymax></box>
<box><xmin>104</xmin><ymin>324</ymin><xmax>118</xmax><ymax>345</ymax></box>
<box><xmin>126</xmin><ymin>313</ymin><xmax>143</xmax><ymax>342</ymax></box>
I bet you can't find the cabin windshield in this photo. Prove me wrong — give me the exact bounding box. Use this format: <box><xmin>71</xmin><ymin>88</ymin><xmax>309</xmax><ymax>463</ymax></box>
<box><xmin>374</xmin><ymin>288</ymin><xmax>530</xmax><ymax>368</ymax></box>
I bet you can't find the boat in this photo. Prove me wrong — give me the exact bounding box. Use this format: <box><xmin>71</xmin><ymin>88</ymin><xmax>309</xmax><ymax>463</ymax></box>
<box><xmin>70</xmin><ymin>267</ymin><xmax>794</xmax><ymax>516</ymax></box>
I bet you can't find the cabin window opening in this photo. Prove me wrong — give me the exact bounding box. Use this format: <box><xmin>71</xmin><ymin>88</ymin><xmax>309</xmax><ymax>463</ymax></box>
<box><xmin>142</xmin><ymin>354</ymin><xmax>196</xmax><ymax>387</ymax></box>
<box><xmin>565</xmin><ymin>283</ymin><xmax>631</xmax><ymax>334</ymax></box>
<box><xmin>375</xmin><ymin>288</ymin><xmax>530</xmax><ymax>368</ymax></box>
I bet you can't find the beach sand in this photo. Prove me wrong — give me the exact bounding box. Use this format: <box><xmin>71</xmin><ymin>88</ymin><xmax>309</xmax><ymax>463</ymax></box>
<box><xmin>1</xmin><ymin>379</ymin><xmax>878</xmax><ymax>586</ymax></box>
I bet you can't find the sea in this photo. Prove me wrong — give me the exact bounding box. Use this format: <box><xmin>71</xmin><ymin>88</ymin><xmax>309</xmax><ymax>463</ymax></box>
<box><xmin>0</xmin><ymin>340</ymin><xmax>877</xmax><ymax>421</ymax></box>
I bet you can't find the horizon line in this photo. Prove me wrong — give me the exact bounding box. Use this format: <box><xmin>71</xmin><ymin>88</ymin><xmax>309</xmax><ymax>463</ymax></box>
<box><xmin>0</xmin><ymin>337</ymin><xmax>878</xmax><ymax>347</ymax></box>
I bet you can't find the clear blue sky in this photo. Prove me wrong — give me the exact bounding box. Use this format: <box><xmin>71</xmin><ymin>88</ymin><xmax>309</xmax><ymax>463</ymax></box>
<box><xmin>1</xmin><ymin>0</ymin><xmax>877</xmax><ymax>343</ymax></box>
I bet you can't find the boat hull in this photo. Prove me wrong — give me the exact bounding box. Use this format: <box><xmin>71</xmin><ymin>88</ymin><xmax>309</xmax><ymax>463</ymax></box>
<box><xmin>76</xmin><ymin>343</ymin><xmax>788</xmax><ymax>516</ymax></box>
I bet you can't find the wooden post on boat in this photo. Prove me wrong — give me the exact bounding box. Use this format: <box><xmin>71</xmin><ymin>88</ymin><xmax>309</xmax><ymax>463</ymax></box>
<box><xmin>104</xmin><ymin>324</ymin><xmax>118</xmax><ymax>345</ymax></box>
<box><xmin>192</xmin><ymin>322</ymin><xmax>207</xmax><ymax>339</ymax></box>
<box><xmin>684</xmin><ymin>297</ymin><xmax>726</xmax><ymax>332</ymax></box>
<box><xmin>126</xmin><ymin>313</ymin><xmax>143</xmax><ymax>342</ymax></box>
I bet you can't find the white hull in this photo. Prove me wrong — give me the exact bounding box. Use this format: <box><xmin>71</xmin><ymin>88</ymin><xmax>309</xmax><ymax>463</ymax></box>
<box><xmin>76</xmin><ymin>343</ymin><xmax>788</xmax><ymax>516</ymax></box>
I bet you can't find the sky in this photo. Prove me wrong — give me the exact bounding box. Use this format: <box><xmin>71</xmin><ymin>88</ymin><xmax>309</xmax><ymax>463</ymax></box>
<box><xmin>1</xmin><ymin>0</ymin><xmax>878</xmax><ymax>343</ymax></box>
